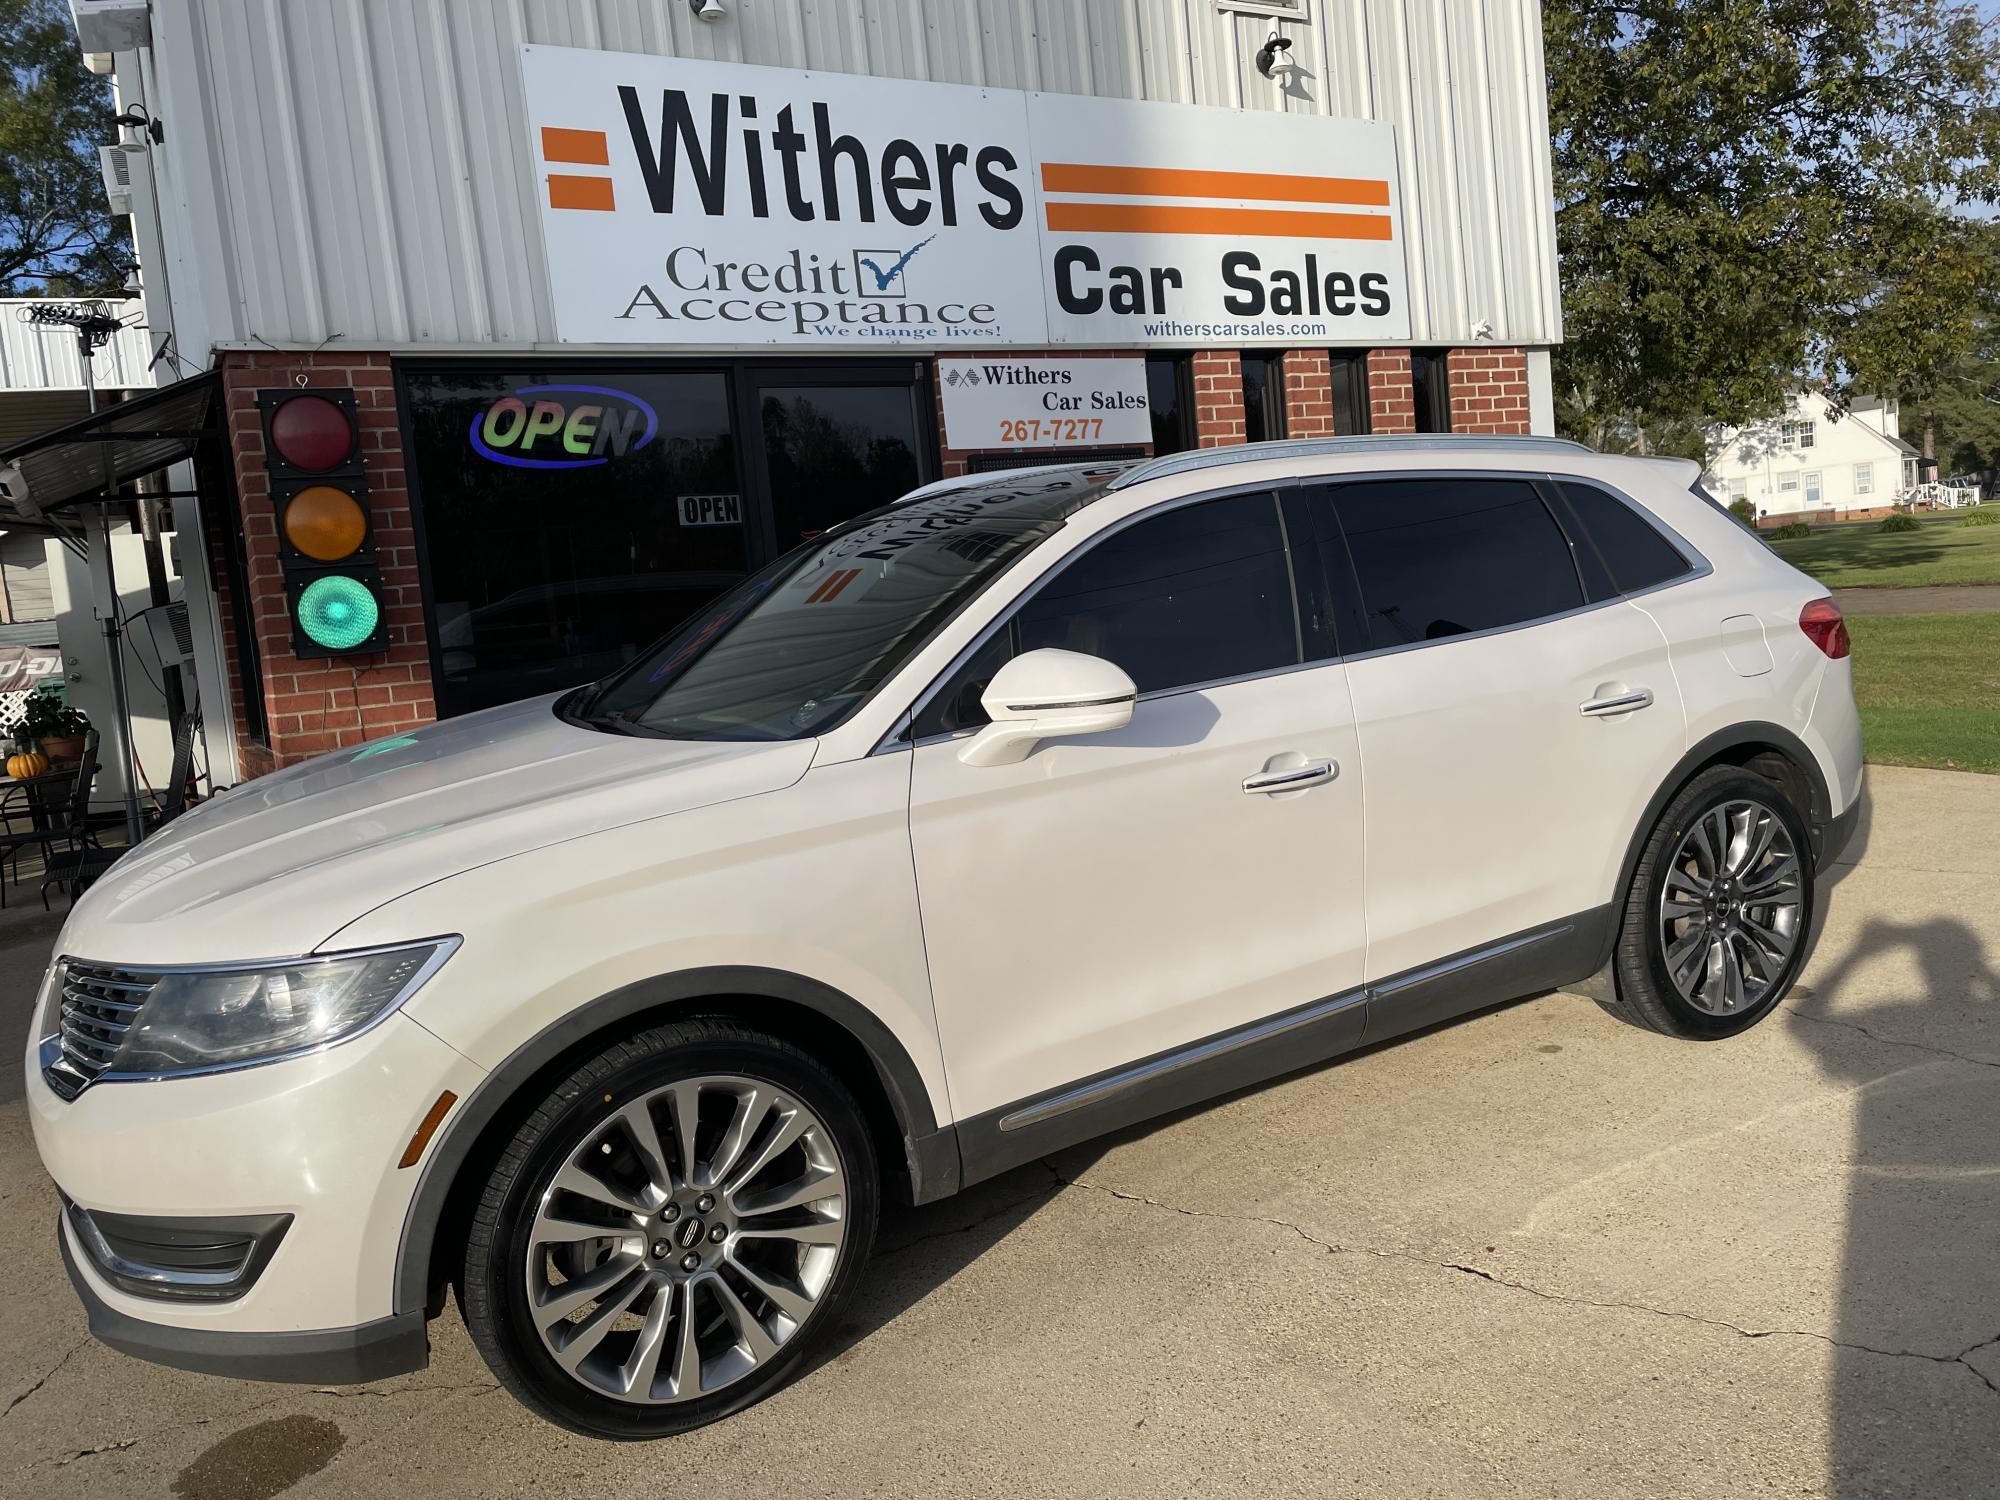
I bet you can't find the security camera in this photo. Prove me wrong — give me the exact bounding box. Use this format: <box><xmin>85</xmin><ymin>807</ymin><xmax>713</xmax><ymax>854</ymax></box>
<box><xmin>689</xmin><ymin>0</ymin><xmax>725</xmax><ymax>19</ymax></box>
<box><xmin>0</xmin><ymin>463</ymin><xmax>34</xmax><ymax>513</ymax></box>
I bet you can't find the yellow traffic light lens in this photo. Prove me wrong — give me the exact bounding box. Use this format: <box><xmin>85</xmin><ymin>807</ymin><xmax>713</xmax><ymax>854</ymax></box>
<box><xmin>284</xmin><ymin>486</ymin><xmax>368</xmax><ymax>561</ymax></box>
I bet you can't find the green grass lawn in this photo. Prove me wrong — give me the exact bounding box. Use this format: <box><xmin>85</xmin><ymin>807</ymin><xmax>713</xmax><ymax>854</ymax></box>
<box><xmin>1848</xmin><ymin>612</ymin><xmax>2000</xmax><ymax>774</ymax></box>
<box><xmin>1768</xmin><ymin>517</ymin><xmax>2000</xmax><ymax>589</ymax></box>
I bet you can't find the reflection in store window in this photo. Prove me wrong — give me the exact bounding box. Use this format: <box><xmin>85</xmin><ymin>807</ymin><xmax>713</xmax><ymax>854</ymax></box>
<box><xmin>402</xmin><ymin>369</ymin><xmax>746</xmax><ymax>718</ymax></box>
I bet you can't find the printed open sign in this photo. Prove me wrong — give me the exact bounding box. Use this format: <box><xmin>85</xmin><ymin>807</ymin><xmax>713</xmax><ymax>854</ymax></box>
<box><xmin>679</xmin><ymin>492</ymin><xmax>742</xmax><ymax>527</ymax></box>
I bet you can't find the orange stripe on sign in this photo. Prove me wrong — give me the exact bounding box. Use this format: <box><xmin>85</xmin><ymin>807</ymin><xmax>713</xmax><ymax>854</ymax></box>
<box><xmin>806</xmin><ymin>568</ymin><xmax>862</xmax><ymax>604</ymax></box>
<box><xmin>1044</xmin><ymin>202</ymin><xmax>1393</xmax><ymax>240</ymax></box>
<box><xmin>548</xmin><ymin>174</ymin><xmax>616</xmax><ymax>211</ymax></box>
<box><xmin>1041</xmin><ymin>162</ymin><xmax>1390</xmax><ymax>208</ymax></box>
<box><xmin>541</xmin><ymin>126</ymin><xmax>611</xmax><ymax>165</ymax></box>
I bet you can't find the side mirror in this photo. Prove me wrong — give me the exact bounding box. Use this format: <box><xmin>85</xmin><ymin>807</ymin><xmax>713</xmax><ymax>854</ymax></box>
<box><xmin>958</xmin><ymin>648</ymin><xmax>1137</xmax><ymax>767</ymax></box>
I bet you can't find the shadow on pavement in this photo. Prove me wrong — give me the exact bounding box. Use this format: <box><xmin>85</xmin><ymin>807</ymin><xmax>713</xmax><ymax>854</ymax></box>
<box><xmin>1786</xmin><ymin>789</ymin><xmax>2000</xmax><ymax>1495</ymax></box>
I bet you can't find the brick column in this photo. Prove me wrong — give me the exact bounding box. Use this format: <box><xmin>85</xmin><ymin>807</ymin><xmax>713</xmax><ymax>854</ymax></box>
<box><xmin>219</xmin><ymin>350</ymin><xmax>435</xmax><ymax>770</ymax></box>
<box><xmin>1191</xmin><ymin>350</ymin><xmax>1245</xmax><ymax>448</ymax></box>
<box><xmin>1446</xmin><ymin>347</ymin><xmax>1532</xmax><ymax>434</ymax></box>
<box><xmin>1282</xmin><ymin>350</ymin><xmax>1334</xmax><ymax>438</ymax></box>
<box><xmin>1366</xmin><ymin>349</ymin><xmax>1416</xmax><ymax>433</ymax></box>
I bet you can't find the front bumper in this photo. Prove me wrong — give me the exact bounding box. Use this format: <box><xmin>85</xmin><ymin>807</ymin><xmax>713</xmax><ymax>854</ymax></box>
<box><xmin>29</xmin><ymin>1006</ymin><xmax>484</xmax><ymax>1374</ymax></box>
<box><xmin>60</xmin><ymin>1222</ymin><xmax>428</xmax><ymax>1384</ymax></box>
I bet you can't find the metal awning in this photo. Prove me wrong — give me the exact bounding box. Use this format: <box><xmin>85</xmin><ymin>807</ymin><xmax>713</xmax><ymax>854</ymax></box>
<box><xmin>0</xmin><ymin>370</ymin><xmax>219</xmax><ymax>528</ymax></box>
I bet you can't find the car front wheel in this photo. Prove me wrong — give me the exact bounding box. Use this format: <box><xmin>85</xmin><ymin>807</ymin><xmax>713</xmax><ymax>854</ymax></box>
<box><xmin>1601</xmin><ymin>766</ymin><xmax>1816</xmax><ymax>1039</ymax></box>
<box><xmin>460</xmin><ymin>1019</ymin><xmax>879</xmax><ymax>1437</ymax></box>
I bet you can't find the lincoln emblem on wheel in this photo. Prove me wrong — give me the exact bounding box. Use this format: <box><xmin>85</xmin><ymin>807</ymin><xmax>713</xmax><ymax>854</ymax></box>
<box><xmin>27</xmin><ymin>438</ymin><xmax>1862</xmax><ymax>1436</ymax></box>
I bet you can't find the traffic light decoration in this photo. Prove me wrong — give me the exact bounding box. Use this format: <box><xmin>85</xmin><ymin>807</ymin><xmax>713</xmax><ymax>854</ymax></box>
<box><xmin>257</xmin><ymin>388</ymin><xmax>389</xmax><ymax>658</ymax></box>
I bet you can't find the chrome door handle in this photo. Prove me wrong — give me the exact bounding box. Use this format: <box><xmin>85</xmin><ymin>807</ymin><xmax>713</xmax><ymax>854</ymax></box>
<box><xmin>1580</xmin><ymin>688</ymin><xmax>1655</xmax><ymax>717</ymax></box>
<box><xmin>1242</xmin><ymin>758</ymin><xmax>1338</xmax><ymax>794</ymax></box>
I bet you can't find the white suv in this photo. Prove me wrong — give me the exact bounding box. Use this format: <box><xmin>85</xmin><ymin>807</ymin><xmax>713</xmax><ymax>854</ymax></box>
<box><xmin>27</xmin><ymin>437</ymin><xmax>1862</xmax><ymax>1436</ymax></box>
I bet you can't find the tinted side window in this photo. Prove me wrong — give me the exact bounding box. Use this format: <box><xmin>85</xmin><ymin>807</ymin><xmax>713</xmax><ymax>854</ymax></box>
<box><xmin>1016</xmin><ymin>492</ymin><xmax>1298</xmax><ymax>694</ymax></box>
<box><xmin>915</xmin><ymin>492</ymin><xmax>1299</xmax><ymax>735</ymax></box>
<box><xmin>1556</xmin><ymin>481</ymin><xmax>1692</xmax><ymax>595</ymax></box>
<box><xmin>1322</xmin><ymin>479</ymin><xmax>1583</xmax><ymax>650</ymax></box>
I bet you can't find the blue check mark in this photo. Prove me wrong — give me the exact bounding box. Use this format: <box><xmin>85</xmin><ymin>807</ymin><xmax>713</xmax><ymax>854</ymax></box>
<box><xmin>856</xmin><ymin>236</ymin><xmax>935</xmax><ymax>291</ymax></box>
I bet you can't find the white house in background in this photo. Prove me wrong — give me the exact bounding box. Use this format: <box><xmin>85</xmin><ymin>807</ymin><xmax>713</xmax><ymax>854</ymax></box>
<box><xmin>1704</xmin><ymin>392</ymin><xmax>1924</xmax><ymax>519</ymax></box>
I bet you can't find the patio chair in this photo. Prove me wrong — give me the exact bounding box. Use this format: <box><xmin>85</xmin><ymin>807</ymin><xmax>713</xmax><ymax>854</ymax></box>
<box><xmin>0</xmin><ymin>732</ymin><xmax>95</xmax><ymax>909</ymax></box>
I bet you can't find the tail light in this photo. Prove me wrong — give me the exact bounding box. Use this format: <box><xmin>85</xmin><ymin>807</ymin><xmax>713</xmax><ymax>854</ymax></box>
<box><xmin>1799</xmin><ymin>597</ymin><xmax>1850</xmax><ymax>660</ymax></box>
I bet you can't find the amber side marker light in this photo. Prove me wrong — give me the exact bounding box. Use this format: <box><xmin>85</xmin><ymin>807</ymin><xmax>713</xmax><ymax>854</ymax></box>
<box><xmin>399</xmin><ymin>1090</ymin><xmax>458</xmax><ymax>1169</ymax></box>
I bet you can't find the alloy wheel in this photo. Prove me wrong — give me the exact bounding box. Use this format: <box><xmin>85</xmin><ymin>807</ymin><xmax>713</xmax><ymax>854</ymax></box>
<box><xmin>524</xmin><ymin>1074</ymin><xmax>847</xmax><ymax>1405</ymax></box>
<box><xmin>1658</xmin><ymin>797</ymin><xmax>1804</xmax><ymax>1016</ymax></box>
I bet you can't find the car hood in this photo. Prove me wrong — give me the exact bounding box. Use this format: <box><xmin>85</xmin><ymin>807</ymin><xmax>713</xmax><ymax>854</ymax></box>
<box><xmin>59</xmin><ymin>696</ymin><xmax>817</xmax><ymax>966</ymax></box>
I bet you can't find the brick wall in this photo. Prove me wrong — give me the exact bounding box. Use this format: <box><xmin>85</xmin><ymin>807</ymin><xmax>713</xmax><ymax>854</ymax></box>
<box><xmin>1446</xmin><ymin>347</ymin><xmax>1532</xmax><ymax>435</ymax></box>
<box><xmin>1366</xmin><ymin>349</ymin><xmax>1416</xmax><ymax>434</ymax></box>
<box><xmin>1282</xmin><ymin>350</ymin><xmax>1335</xmax><ymax>438</ymax></box>
<box><xmin>218</xmin><ymin>350</ymin><xmax>434</xmax><ymax>769</ymax></box>
<box><xmin>1191</xmin><ymin>350</ymin><xmax>1245</xmax><ymax>447</ymax></box>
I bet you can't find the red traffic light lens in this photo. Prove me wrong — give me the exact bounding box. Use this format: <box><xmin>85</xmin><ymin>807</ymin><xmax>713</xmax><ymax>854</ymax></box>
<box><xmin>269</xmin><ymin>394</ymin><xmax>355</xmax><ymax>471</ymax></box>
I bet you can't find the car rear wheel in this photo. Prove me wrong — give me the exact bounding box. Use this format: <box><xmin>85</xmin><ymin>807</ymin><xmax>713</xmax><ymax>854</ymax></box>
<box><xmin>1600</xmin><ymin>766</ymin><xmax>1814</xmax><ymax>1039</ymax></box>
<box><xmin>460</xmin><ymin>1019</ymin><xmax>879</xmax><ymax>1437</ymax></box>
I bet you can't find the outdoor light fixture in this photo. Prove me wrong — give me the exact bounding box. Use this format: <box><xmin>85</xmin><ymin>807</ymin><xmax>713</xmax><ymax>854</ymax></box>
<box><xmin>1255</xmin><ymin>32</ymin><xmax>1295</xmax><ymax>81</ymax></box>
<box><xmin>690</xmin><ymin>0</ymin><xmax>726</xmax><ymax>20</ymax></box>
<box><xmin>257</xmin><ymin>387</ymin><xmax>389</xmax><ymax>658</ymax></box>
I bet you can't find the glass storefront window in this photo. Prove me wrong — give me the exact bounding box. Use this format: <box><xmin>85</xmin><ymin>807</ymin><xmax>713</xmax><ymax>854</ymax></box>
<box><xmin>1145</xmin><ymin>356</ymin><xmax>1194</xmax><ymax>455</ymax></box>
<box><xmin>402</xmin><ymin>369</ymin><xmax>747</xmax><ymax>719</ymax></box>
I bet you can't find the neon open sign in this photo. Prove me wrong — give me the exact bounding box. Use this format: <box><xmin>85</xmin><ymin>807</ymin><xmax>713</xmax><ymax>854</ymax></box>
<box><xmin>469</xmin><ymin>383</ymin><xmax>659</xmax><ymax>470</ymax></box>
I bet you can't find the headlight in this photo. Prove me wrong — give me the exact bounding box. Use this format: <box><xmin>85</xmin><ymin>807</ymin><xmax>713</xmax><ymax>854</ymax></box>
<box><xmin>61</xmin><ymin>939</ymin><xmax>459</xmax><ymax>1079</ymax></box>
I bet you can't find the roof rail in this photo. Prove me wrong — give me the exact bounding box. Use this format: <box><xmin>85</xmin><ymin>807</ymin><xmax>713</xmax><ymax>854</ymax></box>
<box><xmin>1104</xmin><ymin>433</ymin><xmax>1596</xmax><ymax>490</ymax></box>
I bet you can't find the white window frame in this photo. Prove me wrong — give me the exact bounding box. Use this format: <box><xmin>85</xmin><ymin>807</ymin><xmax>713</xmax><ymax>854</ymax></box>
<box><xmin>1727</xmin><ymin>477</ymin><xmax>1748</xmax><ymax>500</ymax></box>
<box><xmin>1777</xmin><ymin>471</ymin><xmax>1800</xmax><ymax>492</ymax></box>
<box><xmin>1215</xmin><ymin>0</ymin><xmax>1309</xmax><ymax>18</ymax></box>
<box><xmin>1803</xmin><ymin>471</ymin><xmax>1823</xmax><ymax>504</ymax></box>
<box><xmin>1854</xmin><ymin>462</ymin><xmax>1874</xmax><ymax>495</ymax></box>
<box><xmin>1781</xmin><ymin>419</ymin><xmax>1816</xmax><ymax>451</ymax></box>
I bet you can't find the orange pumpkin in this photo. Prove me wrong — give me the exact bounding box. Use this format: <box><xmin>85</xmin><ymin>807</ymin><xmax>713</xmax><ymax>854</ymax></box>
<box><xmin>7</xmin><ymin>751</ymin><xmax>48</xmax><ymax>780</ymax></box>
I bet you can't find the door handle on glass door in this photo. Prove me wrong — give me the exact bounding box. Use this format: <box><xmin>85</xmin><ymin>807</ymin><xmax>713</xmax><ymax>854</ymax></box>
<box><xmin>1579</xmin><ymin>687</ymin><xmax>1654</xmax><ymax>717</ymax></box>
<box><xmin>1242</xmin><ymin>759</ymin><xmax>1338</xmax><ymax>794</ymax></box>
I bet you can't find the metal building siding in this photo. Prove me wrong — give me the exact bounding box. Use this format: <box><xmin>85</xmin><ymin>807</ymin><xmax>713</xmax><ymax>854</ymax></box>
<box><xmin>152</xmin><ymin>0</ymin><xmax>1559</xmax><ymax>352</ymax></box>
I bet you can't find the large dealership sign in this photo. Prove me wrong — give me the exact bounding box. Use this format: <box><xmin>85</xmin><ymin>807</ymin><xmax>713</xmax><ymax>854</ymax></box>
<box><xmin>521</xmin><ymin>47</ymin><xmax>1410</xmax><ymax>348</ymax></box>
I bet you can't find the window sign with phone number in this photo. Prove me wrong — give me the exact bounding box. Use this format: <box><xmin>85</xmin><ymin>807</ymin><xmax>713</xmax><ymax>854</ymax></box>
<box><xmin>939</xmin><ymin>357</ymin><xmax>1153</xmax><ymax>449</ymax></box>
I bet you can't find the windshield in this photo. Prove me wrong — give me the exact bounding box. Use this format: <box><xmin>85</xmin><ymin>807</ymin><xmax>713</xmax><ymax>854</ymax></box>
<box><xmin>575</xmin><ymin>467</ymin><xmax>1126</xmax><ymax>740</ymax></box>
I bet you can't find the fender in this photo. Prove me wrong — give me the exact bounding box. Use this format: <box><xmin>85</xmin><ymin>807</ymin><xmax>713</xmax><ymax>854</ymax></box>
<box><xmin>1595</xmin><ymin>721</ymin><xmax>1833</xmax><ymax>974</ymax></box>
<box><xmin>391</xmin><ymin>966</ymin><xmax>956</xmax><ymax>1316</ymax></box>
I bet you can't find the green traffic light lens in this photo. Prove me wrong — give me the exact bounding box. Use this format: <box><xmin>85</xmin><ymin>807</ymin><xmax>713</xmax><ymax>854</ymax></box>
<box><xmin>296</xmin><ymin>574</ymin><xmax>380</xmax><ymax>651</ymax></box>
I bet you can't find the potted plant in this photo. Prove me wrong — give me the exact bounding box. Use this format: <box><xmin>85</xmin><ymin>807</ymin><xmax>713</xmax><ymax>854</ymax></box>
<box><xmin>17</xmin><ymin>695</ymin><xmax>90</xmax><ymax>763</ymax></box>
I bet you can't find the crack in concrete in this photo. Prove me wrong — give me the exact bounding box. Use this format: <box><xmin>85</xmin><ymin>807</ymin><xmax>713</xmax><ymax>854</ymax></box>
<box><xmin>56</xmin><ymin>1437</ymin><xmax>138</xmax><ymax>1465</ymax></box>
<box><xmin>3</xmin><ymin>1336</ymin><xmax>88</xmax><ymax>1421</ymax></box>
<box><xmin>878</xmin><ymin>1181</ymin><xmax>1063</xmax><ymax>1260</ymax></box>
<box><xmin>1048</xmin><ymin>1166</ymin><xmax>2000</xmax><ymax>1402</ymax></box>
<box><xmin>1788</xmin><ymin>1007</ymin><xmax>2000</xmax><ymax>1072</ymax></box>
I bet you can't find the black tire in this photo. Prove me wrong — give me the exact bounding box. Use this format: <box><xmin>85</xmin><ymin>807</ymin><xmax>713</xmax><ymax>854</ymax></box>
<box><xmin>1598</xmin><ymin>766</ymin><xmax>1815</xmax><ymax>1040</ymax></box>
<box><xmin>459</xmin><ymin>1018</ymin><xmax>880</xmax><ymax>1438</ymax></box>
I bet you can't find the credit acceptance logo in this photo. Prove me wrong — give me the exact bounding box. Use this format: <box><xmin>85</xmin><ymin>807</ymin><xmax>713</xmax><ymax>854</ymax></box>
<box><xmin>469</xmin><ymin>384</ymin><xmax>658</xmax><ymax>470</ymax></box>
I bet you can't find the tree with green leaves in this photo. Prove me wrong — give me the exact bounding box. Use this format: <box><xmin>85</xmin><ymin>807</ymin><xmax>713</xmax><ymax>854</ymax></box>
<box><xmin>1546</xmin><ymin>0</ymin><xmax>2000</xmax><ymax>452</ymax></box>
<box><xmin>1</xmin><ymin>0</ymin><xmax>125</xmax><ymax>295</ymax></box>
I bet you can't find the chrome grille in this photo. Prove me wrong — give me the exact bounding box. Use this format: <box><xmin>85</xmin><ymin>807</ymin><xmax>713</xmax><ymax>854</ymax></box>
<box><xmin>47</xmin><ymin>960</ymin><xmax>161</xmax><ymax>1095</ymax></box>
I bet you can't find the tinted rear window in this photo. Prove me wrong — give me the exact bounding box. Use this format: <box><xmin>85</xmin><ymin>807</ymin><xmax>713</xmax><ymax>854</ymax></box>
<box><xmin>1557</xmin><ymin>481</ymin><xmax>1691</xmax><ymax>596</ymax></box>
<box><xmin>1318</xmin><ymin>478</ymin><xmax>1584</xmax><ymax>650</ymax></box>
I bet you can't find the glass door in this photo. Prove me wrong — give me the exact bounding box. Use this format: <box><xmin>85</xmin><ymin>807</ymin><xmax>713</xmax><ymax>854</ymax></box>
<box><xmin>740</xmin><ymin>364</ymin><xmax>934</xmax><ymax>551</ymax></box>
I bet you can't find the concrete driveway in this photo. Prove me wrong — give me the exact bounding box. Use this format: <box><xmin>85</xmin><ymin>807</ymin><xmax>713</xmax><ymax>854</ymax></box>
<box><xmin>2</xmin><ymin>764</ymin><xmax>1995</xmax><ymax>1499</ymax></box>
